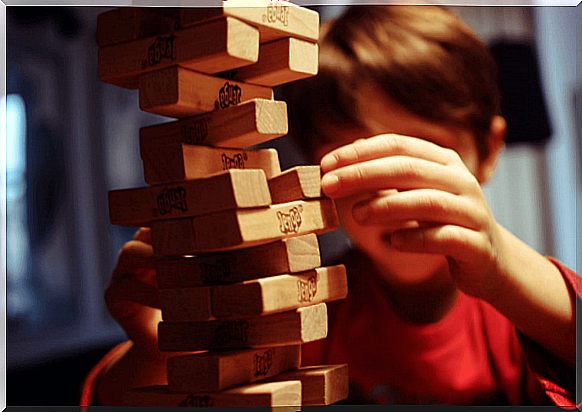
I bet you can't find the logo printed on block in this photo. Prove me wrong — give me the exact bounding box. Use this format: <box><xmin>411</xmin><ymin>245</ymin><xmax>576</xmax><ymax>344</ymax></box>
<box><xmin>203</xmin><ymin>260</ymin><xmax>231</xmax><ymax>284</ymax></box>
<box><xmin>146</xmin><ymin>35</ymin><xmax>175</xmax><ymax>68</ymax></box>
<box><xmin>154</xmin><ymin>187</ymin><xmax>187</xmax><ymax>217</ymax></box>
<box><xmin>222</xmin><ymin>153</ymin><xmax>247</xmax><ymax>170</ymax></box>
<box><xmin>264</xmin><ymin>4</ymin><xmax>289</xmax><ymax>26</ymax></box>
<box><xmin>254</xmin><ymin>349</ymin><xmax>273</xmax><ymax>377</ymax></box>
<box><xmin>215</xmin><ymin>320</ymin><xmax>249</xmax><ymax>345</ymax></box>
<box><xmin>277</xmin><ymin>205</ymin><xmax>303</xmax><ymax>234</ymax></box>
<box><xmin>216</xmin><ymin>82</ymin><xmax>242</xmax><ymax>109</ymax></box>
<box><xmin>180</xmin><ymin>117</ymin><xmax>210</xmax><ymax>145</ymax></box>
<box><xmin>178</xmin><ymin>395</ymin><xmax>214</xmax><ymax>408</ymax></box>
<box><xmin>297</xmin><ymin>273</ymin><xmax>318</xmax><ymax>303</ymax></box>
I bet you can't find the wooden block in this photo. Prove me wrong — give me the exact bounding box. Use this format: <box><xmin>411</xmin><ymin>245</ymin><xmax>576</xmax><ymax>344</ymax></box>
<box><xmin>268</xmin><ymin>365</ymin><xmax>349</xmax><ymax>405</ymax></box>
<box><xmin>155</xmin><ymin>234</ymin><xmax>320</xmax><ymax>288</ymax></box>
<box><xmin>268</xmin><ymin>166</ymin><xmax>322</xmax><ymax>204</ymax></box>
<box><xmin>97</xmin><ymin>8</ymin><xmax>180</xmax><ymax>47</ymax></box>
<box><xmin>108</xmin><ymin>169</ymin><xmax>271</xmax><ymax>227</ymax></box>
<box><xmin>158</xmin><ymin>303</ymin><xmax>327</xmax><ymax>351</ymax></box>
<box><xmin>139</xmin><ymin>98</ymin><xmax>287</xmax><ymax>149</ymax></box>
<box><xmin>99</xmin><ymin>17</ymin><xmax>259</xmax><ymax>89</ymax></box>
<box><xmin>160</xmin><ymin>286</ymin><xmax>213</xmax><ymax>322</ymax></box>
<box><xmin>141</xmin><ymin>144</ymin><xmax>281</xmax><ymax>185</ymax></box>
<box><xmin>233</xmin><ymin>37</ymin><xmax>318</xmax><ymax>87</ymax></box>
<box><xmin>167</xmin><ymin>345</ymin><xmax>301</xmax><ymax>392</ymax></box>
<box><xmin>180</xmin><ymin>1</ymin><xmax>319</xmax><ymax>44</ymax></box>
<box><xmin>139</xmin><ymin>66</ymin><xmax>273</xmax><ymax>118</ymax></box>
<box><xmin>150</xmin><ymin>198</ymin><xmax>339</xmax><ymax>256</ymax></box>
<box><xmin>212</xmin><ymin>265</ymin><xmax>347</xmax><ymax>318</ymax></box>
<box><xmin>122</xmin><ymin>381</ymin><xmax>302</xmax><ymax>407</ymax></box>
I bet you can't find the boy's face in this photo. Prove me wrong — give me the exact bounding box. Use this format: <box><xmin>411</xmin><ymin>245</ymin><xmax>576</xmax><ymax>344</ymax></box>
<box><xmin>315</xmin><ymin>85</ymin><xmax>490</xmax><ymax>286</ymax></box>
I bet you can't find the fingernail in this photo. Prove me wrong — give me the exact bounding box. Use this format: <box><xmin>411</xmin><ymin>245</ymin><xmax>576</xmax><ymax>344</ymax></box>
<box><xmin>352</xmin><ymin>204</ymin><xmax>369</xmax><ymax>222</ymax></box>
<box><xmin>321</xmin><ymin>174</ymin><xmax>340</xmax><ymax>195</ymax></box>
<box><xmin>320</xmin><ymin>154</ymin><xmax>337</xmax><ymax>172</ymax></box>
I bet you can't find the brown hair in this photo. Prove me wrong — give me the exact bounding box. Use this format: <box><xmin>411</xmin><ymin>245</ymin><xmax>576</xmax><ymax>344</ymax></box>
<box><xmin>281</xmin><ymin>6</ymin><xmax>501</xmax><ymax>162</ymax></box>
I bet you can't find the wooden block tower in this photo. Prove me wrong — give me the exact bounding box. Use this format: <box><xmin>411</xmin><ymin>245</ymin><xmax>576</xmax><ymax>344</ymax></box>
<box><xmin>98</xmin><ymin>2</ymin><xmax>349</xmax><ymax>408</ymax></box>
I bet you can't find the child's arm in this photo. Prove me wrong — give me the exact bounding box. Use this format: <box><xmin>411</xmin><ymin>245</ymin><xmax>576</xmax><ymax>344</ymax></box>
<box><xmin>95</xmin><ymin>227</ymin><xmax>195</xmax><ymax>406</ymax></box>
<box><xmin>319</xmin><ymin>133</ymin><xmax>577</xmax><ymax>368</ymax></box>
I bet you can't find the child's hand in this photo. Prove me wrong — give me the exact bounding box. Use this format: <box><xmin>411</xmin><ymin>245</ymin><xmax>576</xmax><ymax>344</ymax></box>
<box><xmin>319</xmin><ymin>133</ymin><xmax>505</xmax><ymax>301</ymax></box>
<box><xmin>319</xmin><ymin>133</ymin><xmax>576</xmax><ymax>367</ymax></box>
<box><xmin>98</xmin><ymin>228</ymin><xmax>205</xmax><ymax>404</ymax></box>
<box><xmin>104</xmin><ymin>227</ymin><xmax>167</xmax><ymax>360</ymax></box>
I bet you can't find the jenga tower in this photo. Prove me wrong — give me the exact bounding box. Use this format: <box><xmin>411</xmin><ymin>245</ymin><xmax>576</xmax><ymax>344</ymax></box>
<box><xmin>98</xmin><ymin>2</ymin><xmax>349</xmax><ymax>408</ymax></box>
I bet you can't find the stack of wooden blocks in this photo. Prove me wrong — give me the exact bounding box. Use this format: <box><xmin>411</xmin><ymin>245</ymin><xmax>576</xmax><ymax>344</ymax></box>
<box><xmin>98</xmin><ymin>1</ymin><xmax>349</xmax><ymax>408</ymax></box>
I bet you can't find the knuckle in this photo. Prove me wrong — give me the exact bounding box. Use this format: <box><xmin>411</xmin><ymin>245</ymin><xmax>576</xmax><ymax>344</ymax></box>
<box><xmin>395</xmin><ymin>157</ymin><xmax>418</xmax><ymax>179</ymax></box>
<box><xmin>133</xmin><ymin>227</ymin><xmax>145</xmax><ymax>240</ymax></box>
<box><xmin>352</xmin><ymin>165</ymin><xmax>368</xmax><ymax>186</ymax></box>
<box><xmin>461</xmin><ymin>172</ymin><xmax>481</xmax><ymax>192</ymax></box>
<box><xmin>380</xmin><ymin>133</ymin><xmax>404</xmax><ymax>154</ymax></box>
<box><xmin>114</xmin><ymin>241</ymin><xmax>144</xmax><ymax>274</ymax></box>
<box><xmin>116</xmin><ymin>245</ymin><xmax>131</xmax><ymax>266</ymax></box>
<box><xmin>475</xmin><ymin>208</ymin><xmax>492</xmax><ymax>229</ymax></box>
<box><xmin>366</xmin><ymin>197</ymin><xmax>388</xmax><ymax>217</ymax></box>
<box><xmin>350</xmin><ymin>139</ymin><xmax>368</xmax><ymax>160</ymax></box>
<box><xmin>328</xmin><ymin>152</ymin><xmax>340</xmax><ymax>166</ymax></box>
<box><xmin>444</xmin><ymin>147</ymin><xmax>463</xmax><ymax>164</ymax></box>
<box><xmin>375</xmin><ymin>196</ymin><xmax>393</xmax><ymax>213</ymax></box>
<box><xmin>133</xmin><ymin>227</ymin><xmax>152</xmax><ymax>243</ymax></box>
<box><xmin>119</xmin><ymin>240</ymin><xmax>141</xmax><ymax>256</ymax></box>
<box><xmin>441</xmin><ymin>226</ymin><xmax>462</xmax><ymax>247</ymax></box>
<box><xmin>119</xmin><ymin>241</ymin><xmax>133</xmax><ymax>256</ymax></box>
<box><xmin>422</xmin><ymin>192</ymin><xmax>445</xmax><ymax>214</ymax></box>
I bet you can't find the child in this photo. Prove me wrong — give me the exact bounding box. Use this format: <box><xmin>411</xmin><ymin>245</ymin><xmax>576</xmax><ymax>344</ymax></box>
<box><xmin>84</xmin><ymin>5</ymin><xmax>579</xmax><ymax>406</ymax></box>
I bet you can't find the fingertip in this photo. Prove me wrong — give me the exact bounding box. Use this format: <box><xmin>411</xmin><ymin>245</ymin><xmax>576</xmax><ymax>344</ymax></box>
<box><xmin>321</xmin><ymin>173</ymin><xmax>340</xmax><ymax>196</ymax></box>
<box><xmin>320</xmin><ymin>153</ymin><xmax>338</xmax><ymax>172</ymax></box>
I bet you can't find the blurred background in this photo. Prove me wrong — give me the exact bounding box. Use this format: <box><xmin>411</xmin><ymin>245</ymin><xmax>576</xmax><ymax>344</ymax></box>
<box><xmin>3</xmin><ymin>3</ymin><xmax>581</xmax><ymax>406</ymax></box>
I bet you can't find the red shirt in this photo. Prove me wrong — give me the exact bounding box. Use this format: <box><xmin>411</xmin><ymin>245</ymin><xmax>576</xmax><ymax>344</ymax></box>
<box><xmin>301</xmin><ymin>249</ymin><xmax>579</xmax><ymax>406</ymax></box>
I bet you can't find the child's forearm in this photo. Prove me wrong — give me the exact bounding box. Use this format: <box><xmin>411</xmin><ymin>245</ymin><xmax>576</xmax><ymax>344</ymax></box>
<box><xmin>482</xmin><ymin>224</ymin><xmax>576</xmax><ymax>368</ymax></box>
<box><xmin>96</xmin><ymin>342</ymin><xmax>169</xmax><ymax>406</ymax></box>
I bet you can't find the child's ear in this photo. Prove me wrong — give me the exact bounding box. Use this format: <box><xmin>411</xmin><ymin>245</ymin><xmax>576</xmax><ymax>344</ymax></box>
<box><xmin>476</xmin><ymin>115</ymin><xmax>506</xmax><ymax>184</ymax></box>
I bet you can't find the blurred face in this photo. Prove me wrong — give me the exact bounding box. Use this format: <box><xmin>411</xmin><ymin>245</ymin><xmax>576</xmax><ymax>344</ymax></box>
<box><xmin>315</xmin><ymin>85</ymin><xmax>485</xmax><ymax>286</ymax></box>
